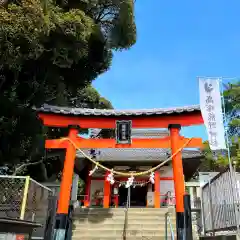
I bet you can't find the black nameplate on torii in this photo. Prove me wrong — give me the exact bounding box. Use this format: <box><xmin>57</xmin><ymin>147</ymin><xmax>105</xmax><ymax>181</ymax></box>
<box><xmin>116</xmin><ymin>120</ymin><xmax>132</xmax><ymax>144</ymax></box>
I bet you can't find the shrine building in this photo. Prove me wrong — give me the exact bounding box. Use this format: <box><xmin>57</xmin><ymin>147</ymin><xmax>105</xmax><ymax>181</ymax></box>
<box><xmin>75</xmin><ymin>128</ymin><xmax>203</xmax><ymax>208</ymax></box>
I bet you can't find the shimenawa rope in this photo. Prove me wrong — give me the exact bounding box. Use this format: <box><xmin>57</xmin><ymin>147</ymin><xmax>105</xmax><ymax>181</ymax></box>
<box><xmin>60</xmin><ymin>137</ymin><xmax>192</xmax><ymax>177</ymax></box>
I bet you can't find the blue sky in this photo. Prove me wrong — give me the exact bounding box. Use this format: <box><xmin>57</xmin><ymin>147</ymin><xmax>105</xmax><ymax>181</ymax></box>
<box><xmin>93</xmin><ymin>0</ymin><xmax>240</xmax><ymax>141</ymax></box>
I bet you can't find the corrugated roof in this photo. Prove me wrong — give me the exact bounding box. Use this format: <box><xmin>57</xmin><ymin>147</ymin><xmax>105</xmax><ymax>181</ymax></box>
<box><xmin>35</xmin><ymin>104</ymin><xmax>200</xmax><ymax>117</ymax></box>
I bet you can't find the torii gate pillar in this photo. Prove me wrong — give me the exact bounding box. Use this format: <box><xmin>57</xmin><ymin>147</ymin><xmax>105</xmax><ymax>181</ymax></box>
<box><xmin>54</xmin><ymin>127</ymin><xmax>78</xmax><ymax>239</ymax></box>
<box><xmin>169</xmin><ymin>124</ymin><xmax>185</xmax><ymax>240</ymax></box>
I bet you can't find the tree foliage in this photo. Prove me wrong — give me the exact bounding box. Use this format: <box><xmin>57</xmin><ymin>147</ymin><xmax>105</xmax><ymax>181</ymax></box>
<box><xmin>201</xmin><ymin>138</ymin><xmax>240</xmax><ymax>172</ymax></box>
<box><xmin>0</xmin><ymin>0</ymin><xmax>136</xmax><ymax>180</ymax></box>
<box><xmin>0</xmin><ymin>84</ymin><xmax>114</xmax><ymax>179</ymax></box>
<box><xmin>223</xmin><ymin>81</ymin><xmax>240</xmax><ymax>137</ymax></box>
<box><xmin>199</xmin><ymin>81</ymin><xmax>240</xmax><ymax>172</ymax></box>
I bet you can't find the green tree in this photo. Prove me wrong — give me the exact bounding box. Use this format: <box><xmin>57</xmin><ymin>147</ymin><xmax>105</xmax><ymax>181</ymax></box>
<box><xmin>199</xmin><ymin>81</ymin><xmax>240</xmax><ymax>172</ymax></box>
<box><xmin>223</xmin><ymin>81</ymin><xmax>240</xmax><ymax>137</ymax></box>
<box><xmin>201</xmin><ymin>138</ymin><xmax>240</xmax><ymax>172</ymax></box>
<box><xmin>2</xmin><ymin>85</ymin><xmax>113</xmax><ymax>180</ymax></box>
<box><xmin>0</xmin><ymin>0</ymin><xmax>136</xmax><ymax>180</ymax></box>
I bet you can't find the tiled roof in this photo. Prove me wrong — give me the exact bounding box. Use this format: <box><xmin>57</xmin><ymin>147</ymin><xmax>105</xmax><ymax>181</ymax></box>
<box><xmin>76</xmin><ymin>149</ymin><xmax>202</xmax><ymax>161</ymax></box>
<box><xmin>35</xmin><ymin>104</ymin><xmax>200</xmax><ymax>117</ymax></box>
<box><xmin>131</xmin><ymin>129</ymin><xmax>169</xmax><ymax>138</ymax></box>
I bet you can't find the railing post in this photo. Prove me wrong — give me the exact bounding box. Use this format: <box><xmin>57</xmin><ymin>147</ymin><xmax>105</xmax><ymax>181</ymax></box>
<box><xmin>20</xmin><ymin>176</ymin><xmax>30</xmax><ymax>220</ymax></box>
<box><xmin>200</xmin><ymin>187</ymin><xmax>206</xmax><ymax>236</ymax></box>
<box><xmin>183</xmin><ymin>193</ymin><xmax>193</xmax><ymax>240</ymax></box>
<box><xmin>208</xmin><ymin>180</ymin><xmax>215</xmax><ymax>236</ymax></box>
<box><xmin>165</xmin><ymin>213</ymin><xmax>168</xmax><ymax>240</ymax></box>
<box><xmin>128</xmin><ymin>187</ymin><xmax>131</xmax><ymax>208</ymax></box>
<box><xmin>44</xmin><ymin>195</ymin><xmax>58</xmax><ymax>240</ymax></box>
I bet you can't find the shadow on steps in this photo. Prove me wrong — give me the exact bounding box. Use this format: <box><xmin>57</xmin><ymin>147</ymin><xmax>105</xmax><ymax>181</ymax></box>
<box><xmin>72</xmin><ymin>208</ymin><xmax>114</xmax><ymax>228</ymax></box>
<box><xmin>200</xmin><ymin>235</ymin><xmax>237</xmax><ymax>240</ymax></box>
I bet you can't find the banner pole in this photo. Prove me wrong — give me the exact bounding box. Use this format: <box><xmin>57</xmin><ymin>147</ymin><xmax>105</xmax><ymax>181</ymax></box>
<box><xmin>219</xmin><ymin>78</ymin><xmax>240</xmax><ymax>236</ymax></box>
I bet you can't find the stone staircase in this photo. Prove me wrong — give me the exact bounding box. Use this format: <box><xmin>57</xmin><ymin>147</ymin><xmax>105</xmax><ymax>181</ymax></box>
<box><xmin>72</xmin><ymin>207</ymin><xmax>176</xmax><ymax>240</ymax></box>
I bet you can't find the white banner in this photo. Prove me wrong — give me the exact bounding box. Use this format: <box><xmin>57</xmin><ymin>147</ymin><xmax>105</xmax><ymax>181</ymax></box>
<box><xmin>199</xmin><ymin>78</ymin><xmax>226</xmax><ymax>150</ymax></box>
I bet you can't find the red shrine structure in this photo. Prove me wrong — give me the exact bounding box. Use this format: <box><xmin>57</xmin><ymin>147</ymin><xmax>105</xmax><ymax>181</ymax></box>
<box><xmin>36</xmin><ymin>104</ymin><xmax>203</xmax><ymax>238</ymax></box>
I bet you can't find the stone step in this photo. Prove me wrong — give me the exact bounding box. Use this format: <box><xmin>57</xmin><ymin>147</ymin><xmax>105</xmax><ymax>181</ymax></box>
<box><xmin>72</xmin><ymin>237</ymin><xmax>174</xmax><ymax>240</ymax></box>
<box><xmin>73</xmin><ymin>215</ymin><xmax>175</xmax><ymax>223</ymax></box>
<box><xmin>72</xmin><ymin>229</ymin><xmax>175</xmax><ymax>237</ymax></box>
<box><xmin>74</xmin><ymin>212</ymin><xmax>172</xmax><ymax>217</ymax></box>
<box><xmin>74</xmin><ymin>211</ymin><xmax>170</xmax><ymax>215</ymax></box>
<box><xmin>73</xmin><ymin>223</ymin><xmax>176</xmax><ymax>230</ymax></box>
<box><xmin>73</xmin><ymin>211</ymin><xmax>172</xmax><ymax>219</ymax></box>
<box><xmin>73</xmin><ymin>218</ymin><xmax>175</xmax><ymax>225</ymax></box>
<box><xmin>72</xmin><ymin>208</ymin><xmax>177</xmax><ymax>239</ymax></box>
<box><xmin>73</xmin><ymin>216</ymin><xmax>166</xmax><ymax>220</ymax></box>
<box><xmin>74</xmin><ymin>208</ymin><xmax>169</xmax><ymax>213</ymax></box>
<box><xmin>74</xmin><ymin>208</ymin><xmax>169</xmax><ymax>212</ymax></box>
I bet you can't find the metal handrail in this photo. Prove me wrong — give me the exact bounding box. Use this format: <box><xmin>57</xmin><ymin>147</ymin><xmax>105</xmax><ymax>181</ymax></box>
<box><xmin>123</xmin><ymin>187</ymin><xmax>131</xmax><ymax>240</ymax></box>
<box><xmin>165</xmin><ymin>212</ymin><xmax>175</xmax><ymax>240</ymax></box>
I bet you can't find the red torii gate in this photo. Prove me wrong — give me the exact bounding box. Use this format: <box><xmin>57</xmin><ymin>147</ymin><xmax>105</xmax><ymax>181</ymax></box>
<box><xmin>37</xmin><ymin>104</ymin><xmax>203</xmax><ymax>239</ymax></box>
